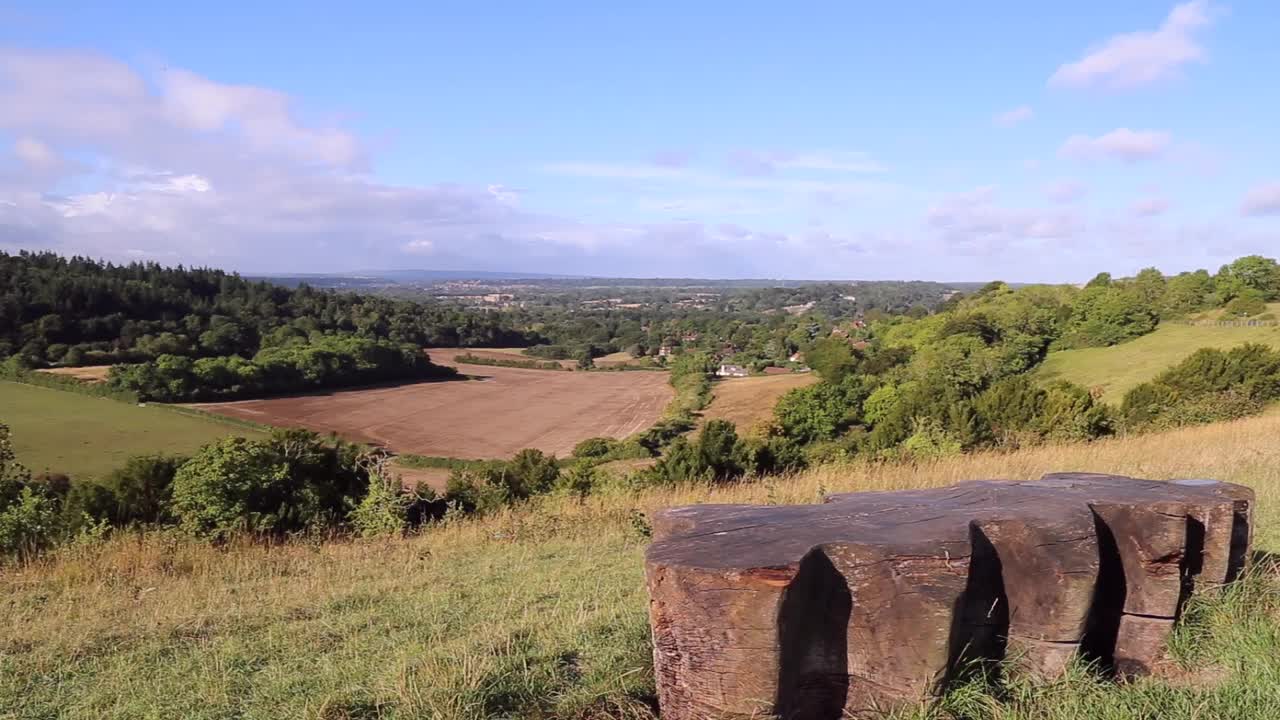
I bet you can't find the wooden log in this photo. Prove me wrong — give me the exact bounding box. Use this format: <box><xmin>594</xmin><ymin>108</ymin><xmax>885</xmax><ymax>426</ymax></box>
<box><xmin>645</xmin><ymin>473</ymin><xmax>1254</xmax><ymax>719</ymax></box>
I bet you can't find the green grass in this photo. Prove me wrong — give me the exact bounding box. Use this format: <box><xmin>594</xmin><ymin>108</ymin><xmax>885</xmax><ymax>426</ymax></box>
<box><xmin>4</xmin><ymin>413</ymin><xmax>1280</xmax><ymax>718</ymax></box>
<box><xmin>0</xmin><ymin>381</ymin><xmax>266</xmax><ymax>479</ymax></box>
<box><xmin>1036</xmin><ymin>309</ymin><xmax>1280</xmax><ymax>405</ymax></box>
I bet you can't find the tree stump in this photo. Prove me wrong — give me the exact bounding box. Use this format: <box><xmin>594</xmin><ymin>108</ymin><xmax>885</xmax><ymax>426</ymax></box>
<box><xmin>644</xmin><ymin>473</ymin><xmax>1253</xmax><ymax>719</ymax></box>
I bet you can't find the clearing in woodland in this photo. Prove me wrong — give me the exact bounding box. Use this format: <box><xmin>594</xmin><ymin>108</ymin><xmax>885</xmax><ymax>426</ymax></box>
<box><xmin>192</xmin><ymin>361</ymin><xmax>673</xmax><ymax>460</ymax></box>
<box><xmin>1036</xmin><ymin>308</ymin><xmax>1280</xmax><ymax>405</ymax></box>
<box><xmin>5</xmin><ymin>411</ymin><xmax>1280</xmax><ymax>718</ymax></box>
<box><xmin>700</xmin><ymin>372</ymin><xmax>817</xmax><ymax>433</ymax></box>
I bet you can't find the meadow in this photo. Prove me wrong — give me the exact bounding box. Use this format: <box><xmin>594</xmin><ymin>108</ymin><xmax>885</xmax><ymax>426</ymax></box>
<box><xmin>4</xmin><ymin>411</ymin><xmax>1280</xmax><ymax>719</ymax></box>
<box><xmin>1036</xmin><ymin>308</ymin><xmax>1280</xmax><ymax>405</ymax></box>
<box><xmin>0</xmin><ymin>381</ymin><xmax>265</xmax><ymax>479</ymax></box>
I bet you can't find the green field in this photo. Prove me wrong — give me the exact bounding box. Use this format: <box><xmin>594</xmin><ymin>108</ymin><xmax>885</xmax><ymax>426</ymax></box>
<box><xmin>0</xmin><ymin>381</ymin><xmax>266</xmax><ymax>479</ymax></box>
<box><xmin>1037</xmin><ymin>310</ymin><xmax>1280</xmax><ymax>405</ymax></box>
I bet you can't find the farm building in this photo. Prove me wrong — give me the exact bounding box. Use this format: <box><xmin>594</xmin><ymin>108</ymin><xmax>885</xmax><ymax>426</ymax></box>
<box><xmin>716</xmin><ymin>364</ymin><xmax>749</xmax><ymax>378</ymax></box>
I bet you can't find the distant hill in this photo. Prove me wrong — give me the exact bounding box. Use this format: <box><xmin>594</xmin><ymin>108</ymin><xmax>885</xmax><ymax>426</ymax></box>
<box><xmin>1035</xmin><ymin>304</ymin><xmax>1280</xmax><ymax>405</ymax></box>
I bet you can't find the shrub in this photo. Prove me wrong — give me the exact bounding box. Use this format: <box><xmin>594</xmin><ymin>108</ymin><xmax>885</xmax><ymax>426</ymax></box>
<box><xmin>0</xmin><ymin>487</ymin><xmax>63</xmax><ymax>559</ymax></box>
<box><xmin>976</xmin><ymin>376</ymin><xmax>1046</xmax><ymax>439</ymax></box>
<box><xmin>696</xmin><ymin>420</ymin><xmax>744</xmax><ymax>482</ymax></box>
<box><xmin>60</xmin><ymin>481</ymin><xmax>119</xmax><ymax>534</ymax></box>
<box><xmin>1121</xmin><ymin>344</ymin><xmax>1280</xmax><ymax>430</ymax></box>
<box><xmin>171</xmin><ymin>438</ymin><xmax>293</xmax><ymax>538</ymax></box>
<box><xmin>507</xmin><ymin>449</ymin><xmax>561</xmax><ymax>497</ymax></box>
<box><xmin>1036</xmin><ymin>381</ymin><xmax>1113</xmax><ymax>441</ymax></box>
<box><xmin>899</xmin><ymin>418</ymin><xmax>962</xmax><ymax>461</ymax></box>
<box><xmin>1224</xmin><ymin>291</ymin><xmax>1267</xmax><ymax>318</ymax></box>
<box><xmin>554</xmin><ymin>464</ymin><xmax>599</xmax><ymax>501</ymax></box>
<box><xmin>102</xmin><ymin>454</ymin><xmax>185</xmax><ymax>525</ymax></box>
<box><xmin>572</xmin><ymin>437</ymin><xmax>616</xmax><ymax>459</ymax></box>
<box><xmin>350</xmin><ymin>470</ymin><xmax>409</xmax><ymax>537</ymax></box>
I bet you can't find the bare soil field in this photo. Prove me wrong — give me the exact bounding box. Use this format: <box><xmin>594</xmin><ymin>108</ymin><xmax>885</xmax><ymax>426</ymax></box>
<box><xmin>36</xmin><ymin>365</ymin><xmax>112</xmax><ymax>383</ymax></box>
<box><xmin>700</xmin><ymin>372</ymin><xmax>817</xmax><ymax>433</ymax></box>
<box><xmin>192</xmin><ymin>360</ymin><xmax>673</xmax><ymax>460</ymax></box>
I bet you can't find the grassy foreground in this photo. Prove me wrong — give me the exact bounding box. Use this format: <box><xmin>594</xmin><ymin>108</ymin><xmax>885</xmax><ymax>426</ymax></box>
<box><xmin>1036</xmin><ymin>313</ymin><xmax>1280</xmax><ymax>405</ymax></box>
<box><xmin>4</xmin><ymin>414</ymin><xmax>1280</xmax><ymax>718</ymax></box>
<box><xmin>0</xmin><ymin>381</ymin><xmax>267</xmax><ymax>479</ymax></box>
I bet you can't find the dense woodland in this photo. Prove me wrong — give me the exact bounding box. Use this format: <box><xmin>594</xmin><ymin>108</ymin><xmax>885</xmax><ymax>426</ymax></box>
<box><xmin>0</xmin><ymin>251</ymin><xmax>961</xmax><ymax>399</ymax></box>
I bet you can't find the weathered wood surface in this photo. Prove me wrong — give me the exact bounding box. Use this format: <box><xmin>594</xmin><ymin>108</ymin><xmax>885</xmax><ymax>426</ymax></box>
<box><xmin>644</xmin><ymin>473</ymin><xmax>1253</xmax><ymax>719</ymax></box>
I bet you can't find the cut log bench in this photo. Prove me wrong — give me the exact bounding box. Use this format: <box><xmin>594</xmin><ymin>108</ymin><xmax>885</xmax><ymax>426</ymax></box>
<box><xmin>644</xmin><ymin>473</ymin><xmax>1254</xmax><ymax>719</ymax></box>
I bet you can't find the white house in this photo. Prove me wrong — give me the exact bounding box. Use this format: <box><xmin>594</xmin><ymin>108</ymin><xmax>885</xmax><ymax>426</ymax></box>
<box><xmin>716</xmin><ymin>363</ymin><xmax>749</xmax><ymax>378</ymax></box>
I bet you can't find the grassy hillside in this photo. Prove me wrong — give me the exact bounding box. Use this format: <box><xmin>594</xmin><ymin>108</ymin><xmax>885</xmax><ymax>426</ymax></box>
<box><xmin>1036</xmin><ymin>308</ymin><xmax>1280</xmax><ymax>405</ymax></box>
<box><xmin>0</xmin><ymin>381</ymin><xmax>266</xmax><ymax>479</ymax></box>
<box><xmin>4</xmin><ymin>413</ymin><xmax>1280</xmax><ymax>718</ymax></box>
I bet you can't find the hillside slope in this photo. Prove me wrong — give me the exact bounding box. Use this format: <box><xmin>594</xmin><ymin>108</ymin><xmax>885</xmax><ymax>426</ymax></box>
<box><xmin>1036</xmin><ymin>309</ymin><xmax>1280</xmax><ymax>405</ymax></box>
<box><xmin>4</xmin><ymin>413</ymin><xmax>1280</xmax><ymax>718</ymax></box>
<box><xmin>0</xmin><ymin>381</ymin><xmax>265</xmax><ymax>479</ymax></box>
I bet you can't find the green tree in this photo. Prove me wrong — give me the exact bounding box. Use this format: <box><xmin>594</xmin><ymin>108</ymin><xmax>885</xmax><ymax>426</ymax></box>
<box><xmin>1218</xmin><ymin>255</ymin><xmax>1280</xmax><ymax>301</ymax></box>
<box><xmin>696</xmin><ymin>420</ymin><xmax>744</xmax><ymax>482</ymax></box>
<box><xmin>805</xmin><ymin>337</ymin><xmax>857</xmax><ymax>383</ymax></box>
<box><xmin>171</xmin><ymin>437</ymin><xmax>292</xmax><ymax>539</ymax></box>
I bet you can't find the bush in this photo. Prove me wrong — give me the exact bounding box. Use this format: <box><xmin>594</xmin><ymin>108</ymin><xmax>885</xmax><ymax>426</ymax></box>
<box><xmin>350</xmin><ymin>469</ymin><xmax>409</xmax><ymax>537</ymax></box>
<box><xmin>572</xmin><ymin>437</ymin><xmax>616</xmax><ymax>459</ymax></box>
<box><xmin>0</xmin><ymin>487</ymin><xmax>63</xmax><ymax>559</ymax></box>
<box><xmin>1224</xmin><ymin>291</ymin><xmax>1267</xmax><ymax>318</ymax></box>
<box><xmin>1122</xmin><ymin>344</ymin><xmax>1280</xmax><ymax>430</ymax></box>
<box><xmin>976</xmin><ymin>376</ymin><xmax>1046</xmax><ymax>440</ymax></box>
<box><xmin>171</xmin><ymin>437</ymin><xmax>293</xmax><ymax>538</ymax></box>
<box><xmin>102</xmin><ymin>454</ymin><xmax>185</xmax><ymax>525</ymax></box>
<box><xmin>61</xmin><ymin>481</ymin><xmax>119</xmax><ymax>534</ymax></box>
<box><xmin>1035</xmin><ymin>381</ymin><xmax>1113</xmax><ymax>441</ymax></box>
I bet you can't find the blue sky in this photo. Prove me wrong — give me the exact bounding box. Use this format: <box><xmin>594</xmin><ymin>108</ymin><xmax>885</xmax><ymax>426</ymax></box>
<box><xmin>1</xmin><ymin>1</ymin><xmax>1278</xmax><ymax>280</ymax></box>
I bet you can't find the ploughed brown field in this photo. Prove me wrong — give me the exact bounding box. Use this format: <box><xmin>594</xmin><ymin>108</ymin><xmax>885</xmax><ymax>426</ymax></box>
<box><xmin>191</xmin><ymin>356</ymin><xmax>673</xmax><ymax>459</ymax></box>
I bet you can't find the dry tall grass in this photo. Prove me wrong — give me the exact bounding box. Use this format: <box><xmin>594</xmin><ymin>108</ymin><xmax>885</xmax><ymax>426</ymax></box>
<box><xmin>4</xmin><ymin>412</ymin><xmax>1280</xmax><ymax>718</ymax></box>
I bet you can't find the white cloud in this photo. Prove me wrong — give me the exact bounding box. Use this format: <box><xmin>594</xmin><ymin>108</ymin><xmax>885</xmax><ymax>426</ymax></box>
<box><xmin>1241</xmin><ymin>183</ymin><xmax>1280</xmax><ymax>217</ymax></box>
<box><xmin>1131</xmin><ymin>196</ymin><xmax>1170</xmax><ymax>217</ymax></box>
<box><xmin>994</xmin><ymin>105</ymin><xmax>1034</xmax><ymax>128</ymax></box>
<box><xmin>12</xmin><ymin>137</ymin><xmax>58</xmax><ymax>169</ymax></box>
<box><xmin>1059</xmin><ymin>128</ymin><xmax>1172</xmax><ymax>162</ymax></box>
<box><xmin>159</xmin><ymin>69</ymin><xmax>362</xmax><ymax>167</ymax></box>
<box><xmin>0</xmin><ymin>48</ymin><xmax>364</xmax><ymax>171</ymax></box>
<box><xmin>1050</xmin><ymin>1</ymin><xmax>1214</xmax><ymax>90</ymax></box>
<box><xmin>1046</xmin><ymin>180</ymin><xmax>1087</xmax><ymax>204</ymax></box>
<box><xmin>926</xmin><ymin>186</ymin><xmax>1083</xmax><ymax>252</ymax></box>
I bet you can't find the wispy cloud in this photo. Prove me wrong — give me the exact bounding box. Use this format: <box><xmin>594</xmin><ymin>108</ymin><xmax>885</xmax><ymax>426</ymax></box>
<box><xmin>1050</xmin><ymin>1</ymin><xmax>1215</xmax><ymax>90</ymax></box>
<box><xmin>1046</xmin><ymin>179</ymin><xmax>1087</xmax><ymax>204</ymax></box>
<box><xmin>1241</xmin><ymin>183</ymin><xmax>1280</xmax><ymax>217</ymax></box>
<box><xmin>1131</xmin><ymin>196</ymin><xmax>1170</xmax><ymax>217</ymax></box>
<box><xmin>1059</xmin><ymin>128</ymin><xmax>1172</xmax><ymax>162</ymax></box>
<box><xmin>926</xmin><ymin>186</ymin><xmax>1083</xmax><ymax>253</ymax></box>
<box><xmin>993</xmin><ymin>105</ymin><xmax>1034</xmax><ymax>128</ymax></box>
<box><xmin>725</xmin><ymin>150</ymin><xmax>886</xmax><ymax>176</ymax></box>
